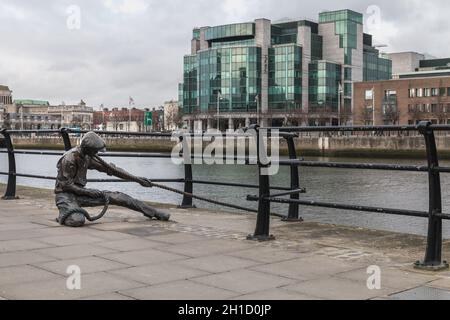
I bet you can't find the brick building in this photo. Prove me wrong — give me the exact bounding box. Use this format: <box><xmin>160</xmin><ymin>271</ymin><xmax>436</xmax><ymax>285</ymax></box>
<box><xmin>354</xmin><ymin>76</ymin><xmax>450</xmax><ymax>126</ymax></box>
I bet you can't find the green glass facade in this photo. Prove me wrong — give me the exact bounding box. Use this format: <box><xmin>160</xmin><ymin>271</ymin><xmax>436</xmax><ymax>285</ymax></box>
<box><xmin>364</xmin><ymin>51</ymin><xmax>392</xmax><ymax>81</ymax></box>
<box><xmin>319</xmin><ymin>10</ymin><xmax>363</xmax><ymax>65</ymax></box>
<box><xmin>198</xmin><ymin>46</ymin><xmax>261</xmax><ymax>113</ymax></box>
<box><xmin>183</xmin><ymin>55</ymin><xmax>198</xmax><ymax>114</ymax></box>
<box><xmin>181</xmin><ymin>9</ymin><xmax>392</xmax><ymax>123</ymax></box>
<box><xmin>309</xmin><ymin>61</ymin><xmax>342</xmax><ymax>112</ymax></box>
<box><xmin>268</xmin><ymin>45</ymin><xmax>302</xmax><ymax>110</ymax></box>
<box><xmin>205</xmin><ymin>23</ymin><xmax>255</xmax><ymax>41</ymax></box>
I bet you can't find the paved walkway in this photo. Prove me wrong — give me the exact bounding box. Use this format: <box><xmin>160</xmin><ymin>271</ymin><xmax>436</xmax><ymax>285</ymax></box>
<box><xmin>2</xmin><ymin>185</ymin><xmax>450</xmax><ymax>300</ymax></box>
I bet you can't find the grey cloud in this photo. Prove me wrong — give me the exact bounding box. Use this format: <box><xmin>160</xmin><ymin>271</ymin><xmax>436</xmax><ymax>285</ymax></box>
<box><xmin>0</xmin><ymin>0</ymin><xmax>448</xmax><ymax>108</ymax></box>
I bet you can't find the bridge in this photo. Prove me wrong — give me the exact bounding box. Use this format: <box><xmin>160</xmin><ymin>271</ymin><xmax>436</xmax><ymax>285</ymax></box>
<box><xmin>2</xmin><ymin>123</ymin><xmax>450</xmax><ymax>300</ymax></box>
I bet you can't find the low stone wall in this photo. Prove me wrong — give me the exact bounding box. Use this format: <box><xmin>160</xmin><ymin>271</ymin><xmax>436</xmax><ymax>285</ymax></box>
<box><xmin>7</xmin><ymin>134</ymin><xmax>450</xmax><ymax>158</ymax></box>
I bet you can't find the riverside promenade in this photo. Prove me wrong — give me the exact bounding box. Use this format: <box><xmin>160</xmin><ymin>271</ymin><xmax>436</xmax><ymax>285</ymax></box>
<box><xmin>2</xmin><ymin>185</ymin><xmax>450</xmax><ymax>300</ymax></box>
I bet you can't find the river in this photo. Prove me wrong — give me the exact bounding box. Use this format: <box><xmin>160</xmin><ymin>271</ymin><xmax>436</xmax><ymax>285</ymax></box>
<box><xmin>2</xmin><ymin>151</ymin><xmax>450</xmax><ymax>238</ymax></box>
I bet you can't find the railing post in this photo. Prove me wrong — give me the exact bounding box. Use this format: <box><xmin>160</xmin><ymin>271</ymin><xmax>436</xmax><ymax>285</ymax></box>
<box><xmin>415</xmin><ymin>121</ymin><xmax>449</xmax><ymax>271</ymax></box>
<box><xmin>60</xmin><ymin>128</ymin><xmax>72</xmax><ymax>151</ymax></box>
<box><xmin>283</xmin><ymin>134</ymin><xmax>303</xmax><ymax>222</ymax></box>
<box><xmin>178</xmin><ymin>135</ymin><xmax>195</xmax><ymax>208</ymax></box>
<box><xmin>247</xmin><ymin>125</ymin><xmax>275</xmax><ymax>241</ymax></box>
<box><xmin>1</xmin><ymin>129</ymin><xmax>18</xmax><ymax>200</ymax></box>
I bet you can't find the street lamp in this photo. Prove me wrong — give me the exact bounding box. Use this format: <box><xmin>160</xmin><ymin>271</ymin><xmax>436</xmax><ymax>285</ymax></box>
<box><xmin>217</xmin><ymin>91</ymin><xmax>222</xmax><ymax>130</ymax></box>
<box><xmin>255</xmin><ymin>94</ymin><xmax>260</xmax><ymax>125</ymax></box>
<box><xmin>338</xmin><ymin>82</ymin><xmax>343</xmax><ymax>126</ymax></box>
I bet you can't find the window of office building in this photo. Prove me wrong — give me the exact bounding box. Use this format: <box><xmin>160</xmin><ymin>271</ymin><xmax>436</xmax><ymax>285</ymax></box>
<box><xmin>196</xmin><ymin>46</ymin><xmax>262</xmax><ymax>113</ymax></box>
<box><xmin>431</xmin><ymin>88</ymin><xmax>439</xmax><ymax>97</ymax></box>
<box><xmin>309</xmin><ymin>61</ymin><xmax>342</xmax><ymax>112</ymax></box>
<box><xmin>365</xmin><ymin>89</ymin><xmax>373</xmax><ymax>100</ymax></box>
<box><xmin>408</xmin><ymin>88</ymin><xmax>415</xmax><ymax>98</ymax></box>
<box><xmin>268</xmin><ymin>45</ymin><xmax>302</xmax><ymax>110</ymax></box>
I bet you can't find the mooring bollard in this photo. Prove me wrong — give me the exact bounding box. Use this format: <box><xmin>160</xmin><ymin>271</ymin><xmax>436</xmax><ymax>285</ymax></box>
<box><xmin>415</xmin><ymin>121</ymin><xmax>449</xmax><ymax>271</ymax></box>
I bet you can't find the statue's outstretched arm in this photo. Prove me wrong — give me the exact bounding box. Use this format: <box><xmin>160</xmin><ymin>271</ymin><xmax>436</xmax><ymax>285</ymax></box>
<box><xmin>89</xmin><ymin>156</ymin><xmax>152</xmax><ymax>187</ymax></box>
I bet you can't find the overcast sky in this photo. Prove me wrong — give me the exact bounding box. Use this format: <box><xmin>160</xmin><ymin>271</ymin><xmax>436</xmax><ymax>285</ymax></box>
<box><xmin>0</xmin><ymin>0</ymin><xmax>449</xmax><ymax>109</ymax></box>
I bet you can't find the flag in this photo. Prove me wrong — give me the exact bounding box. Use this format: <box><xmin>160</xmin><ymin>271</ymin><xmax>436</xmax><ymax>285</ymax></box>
<box><xmin>129</xmin><ymin>96</ymin><xmax>135</xmax><ymax>106</ymax></box>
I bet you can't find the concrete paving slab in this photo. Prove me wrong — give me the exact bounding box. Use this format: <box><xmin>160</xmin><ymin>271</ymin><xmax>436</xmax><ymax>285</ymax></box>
<box><xmin>120</xmin><ymin>280</ymin><xmax>238</xmax><ymax>300</ymax></box>
<box><xmin>99</xmin><ymin>248</ymin><xmax>188</xmax><ymax>266</ymax></box>
<box><xmin>0</xmin><ymin>239</ymin><xmax>52</xmax><ymax>253</ymax></box>
<box><xmin>250</xmin><ymin>255</ymin><xmax>363</xmax><ymax>281</ymax></box>
<box><xmin>33</xmin><ymin>256</ymin><xmax>130</xmax><ymax>275</ymax></box>
<box><xmin>191</xmin><ymin>269</ymin><xmax>295</xmax><ymax>294</ymax></box>
<box><xmin>283</xmin><ymin>277</ymin><xmax>397</xmax><ymax>300</ymax></box>
<box><xmin>145</xmin><ymin>232</ymin><xmax>205</xmax><ymax>244</ymax></box>
<box><xmin>0</xmin><ymin>265</ymin><xmax>63</xmax><ymax>286</ymax></box>
<box><xmin>175</xmin><ymin>255</ymin><xmax>262</xmax><ymax>273</ymax></box>
<box><xmin>161</xmin><ymin>239</ymin><xmax>254</xmax><ymax>258</ymax></box>
<box><xmin>0</xmin><ymin>251</ymin><xmax>56</xmax><ymax>268</ymax></box>
<box><xmin>37</xmin><ymin>234</ymin><xmax>106</xmax><ymax>247</ymax></box>
<box><xmin>226</xmin><ymin>247</ymin><xmax>306</xmax><ymax>264</ymax></box>
<box><xmin>79</xmin><ymin>293</ymin><xmax>135</xmax><ymax>300</ymax></box>
<box><xmin>336</xmin><ymin>266</ymin><xmax>437</xmax><ymax>290</ymax></box>
<box><xmin>95</xmin><ymin>238</ymin><xmax>164</xmax><ymax>252</ymax></box>
<box><xmin>232</xmin><ymin>288</ymin><xmax>321</xmax><ymax>300</ymax></box>
<box><xmin>32</xmin><ymin>244</ymin><xmax>117</xmax><ymax>260</ymax></box>
<box><xmin>0</xmin><ymin>272</ymin><xmax>145</xmax><ymax>300</ymax></box>
<box><xmin>108</xmin><ymin>262</ymin><xmax>210</xmax><ymax>285</ymax></box>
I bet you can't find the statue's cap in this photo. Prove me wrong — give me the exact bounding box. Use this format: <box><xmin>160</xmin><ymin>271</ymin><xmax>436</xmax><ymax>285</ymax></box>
<box><xmin>80</xmin><ymin>132</ymin><xmax>106</xmax><ymax>152</ymax></box>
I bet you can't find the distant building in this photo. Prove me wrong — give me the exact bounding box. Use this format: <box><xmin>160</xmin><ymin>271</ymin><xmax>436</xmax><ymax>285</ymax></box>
<box><xmin>386</xmin><ymin>52</ymin><xmax>425</xmax><ymax>76</ymax></box>
<box><xmin>151</xmin><ymin>107</ymin><xmax>164</xmax><ymax>132</ymax></box>
<box><xmin>353</xmin><ymin>76</ymin><xmax>450</xmax><ymax>126</ymax></box>
<box><xmin>180</xmin><ymin>9</ymin><xmax>392</xmax><ymax>130</ymax></box>
<box><xmin>93</xmin><ymin>107</ymin><xmax>146</xmax><ymax>132</ymax></box>
<box><xmin>163</xmin><ymin>100</ymin><xmax>180</xmax><ymax>131</ymax></box>
<box><xmin>11</xmin><ymin>100</ymin><xmax>61</xmax><ymax>130</ymax></box>
<box><xmin>0</xmin><ymin>85</ymin><xmax>13</xmax><ymax>105</ymax></box>
<box><xmin>387</xmin><ymin>52</ymin><xmax>450</xmax><ymax>79</ymax></box>
<box><xmin>48</xmin><ymin>100</ymin><xmax>94</xmax><ymax>130</ymax></box>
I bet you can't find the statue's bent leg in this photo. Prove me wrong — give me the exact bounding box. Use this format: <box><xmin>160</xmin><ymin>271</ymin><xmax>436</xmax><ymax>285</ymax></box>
<box><xmin>55</xmin><ymin>193</ymin><xmax>86</xmax><ymax>227</ymax></box>
<box><xmin>103</xmin><ymin>191</ymin><xmax>170</xmax><ymax>221</ymax></box>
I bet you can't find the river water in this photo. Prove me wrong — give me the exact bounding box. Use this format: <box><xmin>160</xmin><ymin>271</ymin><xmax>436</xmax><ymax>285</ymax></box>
<box><xmin>2</xmin><ymin>151</ymin><xmax>450</xmax><ymax>238</ymax></box>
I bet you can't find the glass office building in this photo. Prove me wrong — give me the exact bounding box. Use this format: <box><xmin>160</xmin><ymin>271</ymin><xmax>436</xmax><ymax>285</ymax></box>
<box><xmin>181</xmin><ymin>9</ymin><xmax>392</xmax><ymax>129</ymax></box>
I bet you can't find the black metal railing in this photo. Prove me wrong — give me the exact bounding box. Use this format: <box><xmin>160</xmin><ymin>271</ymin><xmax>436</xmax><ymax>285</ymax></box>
<box><xmin>2</xmin><ymin>122</ymin><xmax>450</xmax><ymax>270</ymax></box>
<box><xmin>245</xmin><ymin>121</ymin><xmax>450</xmax><ymax>270</ymax></box>
<box><xmin>0</xmin><ymin>127</ymin><xmax>302</xmax><ymax>217</ymax></box>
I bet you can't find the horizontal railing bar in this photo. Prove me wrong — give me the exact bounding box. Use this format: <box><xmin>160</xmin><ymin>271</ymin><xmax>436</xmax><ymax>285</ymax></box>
<box><xmin>4</xmin><ymin>129</ymin><xmax>174</xmax><ymax>137</ymax></box>
<box><xmin>188</xmin><ymin>179</ymin><xmax>293</xmax><ymax>191</ymax></box>
<box><xmin>247</xmin><ymin>195</ymin><xmax>450</xmax><ymax>220</ymax></box>
<box><xmin>0</xmin><ymin>172</ymin><xmax>185</xmax><ymax>183</ymax></box>
<box><xmin>263</xmin><ymin>124</ymin><xmax>450</xmax><ymax>133</ymax></box>
<box><xmin>0</xmin><ymin>150</ymin><xmax>175</xmax><ymax>159</ymax></box>
<box><xmin>267</xmin><ymin>188</ymin><xmax>307</xmax><ymax>198</ymax></box>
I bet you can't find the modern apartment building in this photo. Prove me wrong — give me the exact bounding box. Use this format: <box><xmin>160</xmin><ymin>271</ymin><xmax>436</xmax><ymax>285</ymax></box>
<box><xmin>180</xmin><ymin>9</ymin><xmax>392</xmax><ymax>131</ymax></box>
<box><xmin>354</xmin><ymin>76</ymin><xmax>450</xmax><ymax>126</ymax></box>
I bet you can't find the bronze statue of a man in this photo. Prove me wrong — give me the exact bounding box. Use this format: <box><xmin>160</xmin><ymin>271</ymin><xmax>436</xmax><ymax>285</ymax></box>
<box><xmin>55</xmin><ymin>132</ymin><xmax>170</xmax><ymax>227</ymax></box>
